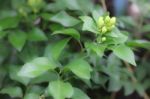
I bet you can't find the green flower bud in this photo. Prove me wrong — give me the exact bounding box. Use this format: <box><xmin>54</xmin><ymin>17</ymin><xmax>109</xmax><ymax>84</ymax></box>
<box><xmin>96</xmin><ymin>36</ymin><xmax>101</xmax><ymax>43</ymax></box>
<box><xmin>105</xmin><ymin>16</ymin><xmax>110</xmax><ymax>23</ymax></box>
<box><xmin>110</xmin><ymin>17</ymin><xmax>116</xmax><ymax>25</ymax></box>
<box><xmin>101</xmin><ymin>37</ymin><xmax>106</xmax><ymax>42</ymax></box>
<box><xmin>107</xmin><ymin>25</ymin><xmax>115</xmax><ymax>31</ymax></box>
<box><xmin>102</xmin><ymin>26</ymin><xmax>107</xmax><ymax>33</ymax></box>
<box><xmin>98</xmin><ymin>17</ymin><xmax>104</xmax><ymax>27</ymax></box>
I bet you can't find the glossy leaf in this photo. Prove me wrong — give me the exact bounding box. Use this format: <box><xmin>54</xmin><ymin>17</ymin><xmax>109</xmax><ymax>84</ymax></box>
<box><xmin>52</xmin><ymin>28</ymin><xmax>80</xmax><ymax>41</ymax></box>
<box><xmin>28</xmin><ymin>27</ymin><xmax>48</xmax><ymax>41</ymax></box>
<box><xmin>85</xmin><ymin>42</ymin><xmax>106</xmax><ymax>57</ymax></box>
<box><xmin>48</xmin><ymin>80</ymin><xmax>74</xmax><ymax>99</ymax></box>
<box><xmin>48</xmin><ymin>38</ymin><xmax>70</xmax><ymax>60</ymax></box>
<box><xmin>80</xmin><ymin>16</ymin><xmax>98</xmax><ymax>34</ymax></box>
<box><xmin>18</xmin><ymin>57</ymin><xmax>56</xmax><ymax>78</ymax></box>
<box><xmin>66</xmin><ymin>59</ymin><xmax>92</xmax><ymax>80</ymax></box>
<box><xmin>72</xmin><ymin>88</ymin><xmax>90</xmax><ymax>99</ymax></box>
<box><xmin>50</xmin><ymin>11</ymin><xmax>80</xmax><ymax>27</ymax></box>
<box><xmin>112</xmin><ymin>44</ymin><xmax>136</xmax><ymax>66</ymax></box>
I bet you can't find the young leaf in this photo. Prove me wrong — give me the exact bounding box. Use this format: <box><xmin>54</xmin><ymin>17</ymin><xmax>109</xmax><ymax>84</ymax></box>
<box><xmin>85</xmin><ymin>42</ymin><xmax>106</xmax><ymax>57</ymax></box>
<box><xmin>107</xmin><ymin>28</ymin><xmax>128</xmax><ymax>44</ymax></box>
<box><xmin>80</xmin><ymin>16</ymin><xmax>98</xmax><ymax>34</ymax></box>
<box><xmin>112</xmin><ymin>44</ymin><xmax>136</xmax><ymax>66</ymax></box>
<box><xmin>66</xmin><ymin>59</ymin><xmax>92</xmax><ymax>80</ymax></box>
<box><xmin>52</xmin><ymin>28</ymin><xmax>80</xmax><ymax>41</ymax></box>
<box><xmin>28</xmin><ymin>27</ymin><xmax>48</xmax><ymax>41</ymax></box>
<box><xmin>0</xmin><ymin>86</ymin><xmax>23</xmax><ymax>98</ymax></box>
<box><xmin>18</xmin><ymin>57</ymin><xmax>56</xmax><ymax>78</ymax></box>
<box><xmin>92</xmin><ymin>8</ymin><xmax>104</xmax><ymax>22</ymax></box>
<box><xmin>48</xmin><ymin>80</ymin><xmax>74</xmax><ymax>99</ymax></box>
<box><xmin>72</xmin><ymin>88</ymin><xmax>90</xmax><ymax>99</ymax></box>
<box><xmin>8</xmin><ymin>31</ymin><xmax>27</xmax><ymax>51</ymax></box>
<box><xmin>50</xmin><ymin>11</ymin><xmax>80</xmax><ymax>27</ymax></box>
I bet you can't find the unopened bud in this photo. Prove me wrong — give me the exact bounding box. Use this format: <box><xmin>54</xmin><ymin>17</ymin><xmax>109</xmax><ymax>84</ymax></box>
<box><xmin>101</xmin><ymin>37</ymin><xmax>106</xmax><ymax>42</ymax></box>
<box><xmin>105</xmin><ymin>16</ymin><xmax>110</xmax><ymax>23</ymax></box>
<box><xmin>110</xmin><ymin>17</ymin><xmax>116</xmax><ymax>25</ymax></box>
<box><xmin>102</xmin><ymin>26</ymin><xmax>107</xmax><ymax>33</ymax></box>
<box><xmin>107</xmin><ymin>25</ymin><xmax>115</xmax><ymax>31</ymax></box>
<box><xmin>98</xmin><ymin>17</ymin><xmax>104</xmax><ymax>27</ymax></box>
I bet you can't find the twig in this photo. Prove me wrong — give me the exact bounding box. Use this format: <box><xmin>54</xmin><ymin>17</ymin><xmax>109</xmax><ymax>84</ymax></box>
<box><xmin>100</xmin><ymin>0</ymin><xmax>107</xmax><ymax>11</ymax></box>
<box><xmin>111</xmin><ymin>92</ymin><xmax>116</xmax><ymax>99</ymax></box>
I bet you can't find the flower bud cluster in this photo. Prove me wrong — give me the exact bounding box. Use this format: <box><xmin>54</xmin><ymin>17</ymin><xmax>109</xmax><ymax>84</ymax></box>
<box><xmin>97</xmin><ymin>16</ymin><xmax>116</xmax><ymax>34</ymax></box>
<box><xmin>97</xmin><ymin>16</ymin><xmax>116</xmax><ymax>42</ymax></box>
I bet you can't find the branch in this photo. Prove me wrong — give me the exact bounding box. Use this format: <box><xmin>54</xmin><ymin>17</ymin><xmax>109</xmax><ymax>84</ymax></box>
<box><xmin>100</xmin><ymin>0</ymin><xmax>107</xmax><ymax>11</ymax></box>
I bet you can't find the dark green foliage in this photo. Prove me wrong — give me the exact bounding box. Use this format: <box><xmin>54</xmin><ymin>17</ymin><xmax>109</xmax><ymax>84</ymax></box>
<box><xmin>0</xmin><ymin>0</ymin><xmax>150</xmax><ymax>99</ymax></box>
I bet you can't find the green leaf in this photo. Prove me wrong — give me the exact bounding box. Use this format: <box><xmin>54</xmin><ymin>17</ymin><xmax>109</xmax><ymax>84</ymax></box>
<box><xmin>63</xmin><ymin>0</ymin><xmax>81</xmax><ymax>10</ymax></box>
<box><xmin>0</xmin><ymin>31</ymin><xmax>7</xmax><ymax>39</ymax></box>
<box><xmin>0</xmin><ymin>16</ymin><xmax>20</xmax><ymax>30</ymax></box>
<box><xmin>8</xmin><ymin>31</ymin><xmax>27</xmax><ymax>51</ymax></box>
<box><xmin>66</xmin><ymin>59</ymin><xmax>92</xmax><ymax>80</ymax></box>
<box><xmin>92</xmin><ymin>8</ymin><xmax>104</xmax><ymax>22</ymax></box>
<box><xmin>41</xmin><ymin>13</ymin><xmax>53</xmax><ymax>21</ymax></box>
<box><xmin>26</xmin><ymin>85</ymin><xmax>45</xmax><ymax>95</ymax></box>
<box><xmin>106</xmin><ymin>28</ymin><xmax>128</xmax><ymax>44</ymax></box>
<box><xmin>141</xmin><ymin>24</ymin><xmax>150</xmax><ymax>33</ymax></box>
<box><xmin>18</xmin><ymin>57</ymin><xmax>56</xmax><ymax>78</ymax></box>
<box><xmin>48</xmin><ymin>38</ymin><xmax>70</xmax><ymax>60</ymax></box>
<box><xmin>85</xmin><ymin>42</ymin><xmax>106</xmax><ymax>57</ymax></box>
<box><xmin>9</xmin><ymin>65</ymin><xmax>30</xmax><ymax>86</ymax></box>
<box><xmin>135</xmin><ymin>83</ymin><xmax>145</xmax><ymax>96</ymax></box>
<box><xmin>108</xmin><ymin>77</ymin><xmax>122</xmax><ymax>92</ymax></box>
<box><xmin>72</xmin><ymin>88</ymin><xmax>90</xmax><ymax>99</ymax></box>
<box><xmin>0</xmin><ymin>86</ymin><xmax>23</xmax><ymax>98</ymax></box>
<box><xmin>31</xmin><ymin>71</ymin><xmax>59</xmax><ymax>84</ymax></box>
<box><xmin>48</xmin><ymin>80</ymin><xmax>74</xmax><ymax>99</ymax></box>
<box><xmin>28</xmin><ymin>27</ymin><xmax>48</xmax><ymax>41</ymax></box>
<box><xmin>112</xmin><ymin>44</ymin><xmax>136</xmax><ymax>66</ymax></box>
<box><xmin>74</xmin><ymin>0</ymin><xmax>94</xmax><ymax>14</ymax></box>
<box><xmin>127</xmin><ymin>40</ymin><xmax>150</xmax><ymax>50</ymax></box>
<box><xmin>123</xmin><ymin>82</ymin><xmax>134</xmax><ymax>96</ymax></box>
<box><xmin>53</xmin><ymin>28</ymin><xmax>80</xmax><ymax>41</ymax></box>
<box><xmin>24</xmin><ymin>93</ymin><xmax>39</xmax><ymax>99</ymax></box>
<box><xmin>50</xmin><ymin>11</ymin><xmax>80</xmax><ymax>27</ymax></box>
<box><xmin>49</xmin><ymin>24</ymin><xmax>64</xmax><ymax>31</ymax></box>
<box><xmin>80</xmin><ymin>16</ymin><xmax>98</xmax><ymax>34</ymax></box>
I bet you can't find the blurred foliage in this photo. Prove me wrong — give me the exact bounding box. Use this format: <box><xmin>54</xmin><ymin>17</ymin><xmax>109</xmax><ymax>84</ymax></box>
<box><xmin>0</xmin><ymin>0</ymin><xmax>150</xmax><ymax>99</ymax></box>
